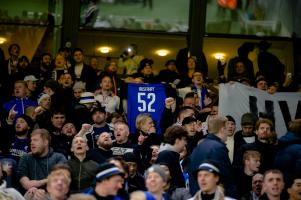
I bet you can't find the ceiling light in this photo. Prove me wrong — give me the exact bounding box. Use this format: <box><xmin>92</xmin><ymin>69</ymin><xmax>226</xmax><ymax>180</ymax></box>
<box><xmin>98</xmin><ymin>46</ymin><xmax>112</xmax><ymax>54</ymax></box>
<box><xmin>156</xmin><ymin>49</ymin><xmax>169</xmax><ymax>57</ymax></box>
<box><xmin>213</xmin><ymin>53</ymin><xmax>225</xmax><ymax>60</ymax></box>
<box><xmin>0</xmin><ymin>37</ymin><xmax>7</xmax><ymax>44</ymax></box>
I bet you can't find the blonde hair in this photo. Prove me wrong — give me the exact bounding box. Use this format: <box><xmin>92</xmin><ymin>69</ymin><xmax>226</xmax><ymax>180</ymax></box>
<box><xmin>31</xmin><ymin>128</ymin><xmax>51</xmax><ymax>144</ymax></box>
<box><xmin>130</xmin><ymin>191</ymin><xmax>146</xmax><ymax>200</ymax></box>
<box><xmin>208</xmin><ymin>116</ymin><xmax>227</xmax><ymax>134</ymax></box>
<box><xmin>67</xmin><ymin>194</ymin><xmax>96</xmax><ymax>200</ymax></box>
<box><xmin>135</xmin><ymin>113</ymin><xmax>152</xmax><ymax>129</ymax></box>
<box><xmin>255</xmin><ymin>118</ymin><xmax>273</xmax><ymax>130</ymax></box>
<box><xmin>288</xmin><ymin>119</ymin><xmax>301</xmax><ymax>133</ymax></box>
<box><xmin>72</xmin><ymin>135</ymin><xmax>88</xmax><ymax>144</ymax></box>
<box><xmin>243</xmin><ymin>150</ymin><xmax>261</xmax><ymax>162</ymax></box>
<box><xmin>47</xmin><ymin>169</ymin><xmax>71</xmax><ymax>186</ymax></box>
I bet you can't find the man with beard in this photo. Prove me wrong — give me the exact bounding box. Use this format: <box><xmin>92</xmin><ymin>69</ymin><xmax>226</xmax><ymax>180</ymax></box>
<box><xmin>81</xmin><ymin>107</ymin><xmax>111</xmax><ymax>149</ymax></box>
<box><xmin>8</xmin><ymin>115</ymin><xmax>33</xmax><ymax>163</ymax></box>
<box><xmin>234</xmin><ymin>113</ymin><xmax>257</xmax><ymax>156</ymax></box>
<box><xmin>53</xmin><ymin>122</ymin><xmax>78</xmax><ymax>159</ymax></box>
<box><xmin>38</xmin><ymin>53</ymin><xmax>53</xmax><ymax>82</ymax></box>
<box><xmin>67</xmin><ymin>136</ymin><xmax>98</xmax><ymax>193</ymax></box>
<box><xmin>17</xmin><ymin>128</ymin><xmax>66</xmax><ymax>190</ymax></box>
<box><xmin>234</xmin><ymin>118</ymin><xmax>277</xmax><ymax>173</ymax></box>
<box><xmin>88</xmin><ymin>132</ymin><xmax>113</xmax><ymax>164</ymax></box>
<box><xmin>112</xmin><ymin>121</ymin><xmax>135</xmax><ymax>156</ymax></box>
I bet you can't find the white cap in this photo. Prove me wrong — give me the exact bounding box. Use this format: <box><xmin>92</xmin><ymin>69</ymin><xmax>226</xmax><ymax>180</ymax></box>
<box><xmin>24</xmin><ymin>75</ymin><xmax>38</xmax><ymax>82</ymax></box>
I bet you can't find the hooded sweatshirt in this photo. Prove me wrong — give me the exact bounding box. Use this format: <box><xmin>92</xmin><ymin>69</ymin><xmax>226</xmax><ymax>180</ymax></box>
<box><xmin>17</xmin><ymin>147</ymin><xmax>66</xmax><ymax>181</ymax></box>
<box><xmin>156</xmin><ymin>143</ymin><xmax>185</xmax><ymax>188</ymax></box>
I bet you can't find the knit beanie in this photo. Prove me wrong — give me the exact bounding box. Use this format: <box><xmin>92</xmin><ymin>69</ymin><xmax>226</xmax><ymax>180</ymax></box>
<box><xmin>37</xmin><ymin>93</ymin><xmax>50</xmax><ymax>105</ymax></box>
<box><xmin>241</xmin><ymin>113</ymin><xmax>257</xmax><ymax>126</ymax></box>
<box><xmin>145</xmin><ymin>165</ymin><xmax>167</xmax><ymax>182</ymax></box>
<box><xmin>73</xmin><ymin>81</ymin><xmax>86</xmax><ymax>91</ymax></box>
<box><xmin>15</xmin><ymin>114</ymin><xmax>34</xmax><ymax>129</ymax></box>
<box><xmin>95</xmin><ymin>163</ymin><xmax>124</xmax><ymax>182</ymax></box>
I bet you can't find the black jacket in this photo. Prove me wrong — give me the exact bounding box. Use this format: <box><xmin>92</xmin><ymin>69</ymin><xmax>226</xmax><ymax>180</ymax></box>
<box><xmin>67</xmin><ymin>156</ymin><xmax>99</xmax><ymax>193</ymax></box>
<box><xmin>233</xmin><ymin>138</ymin><xmax>278</xmax><ymax>173</ymax></box>
<box><xmin>68</xmin><ymin>64</ymin><xmax>97</xmax><ymax>91</ymax></box>
<box><xmin>189</xmin><ymin>134</ymin><xmax>237</xmax><ymax>198</ymax></box>
<box><xmin>88</xmin><ymin>148</ymin><xmax>113</xmax><ymax>164</ymax></box>
<box><xmin>156</xmin><ymin>144</ymin><xmax>185</xmax><ymax>188</ymax></box>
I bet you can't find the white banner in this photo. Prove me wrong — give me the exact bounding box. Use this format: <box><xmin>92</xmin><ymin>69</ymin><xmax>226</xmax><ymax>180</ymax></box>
<box><xmin>219</xmin><ymin>83</ymin><xmax>301</xmax><ymax>137</ymax></box>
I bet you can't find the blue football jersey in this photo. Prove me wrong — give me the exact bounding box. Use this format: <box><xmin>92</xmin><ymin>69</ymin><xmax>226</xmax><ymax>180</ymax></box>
<box><xmin>127</xmin><ymin>83</ymin><xmax>166</xmax><ymax>134</ymax></box>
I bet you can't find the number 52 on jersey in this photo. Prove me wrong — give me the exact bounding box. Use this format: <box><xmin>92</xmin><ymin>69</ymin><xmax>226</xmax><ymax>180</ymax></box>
<box><xmin>127</xmin><ymin>83</ymin><xmax>166</xmax><ymax>134</ymax></box>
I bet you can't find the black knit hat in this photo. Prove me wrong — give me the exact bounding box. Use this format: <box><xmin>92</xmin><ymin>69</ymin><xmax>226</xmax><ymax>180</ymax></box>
<box><xmin>15</xmin><ymin>114</ymin><xmax>34</xmax><ymax>129</ymax></box>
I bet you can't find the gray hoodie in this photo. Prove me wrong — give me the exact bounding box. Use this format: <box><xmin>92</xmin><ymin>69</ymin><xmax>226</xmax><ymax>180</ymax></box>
<box><xmin>17</xmin><ymin>147</ymin><xmax>66</xmax><ymax>181</ymax></box>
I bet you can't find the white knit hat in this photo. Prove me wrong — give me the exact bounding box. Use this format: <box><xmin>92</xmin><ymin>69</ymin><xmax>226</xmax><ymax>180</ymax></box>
<box><xmin>37</xmin><ymin>93</ymin><xmax>50</xmax><ymax>105</ymax></box>
<box><xmin>79</xmin><ymin>92</ymin><xmax>96</xmax><ymax>104</ymax></box>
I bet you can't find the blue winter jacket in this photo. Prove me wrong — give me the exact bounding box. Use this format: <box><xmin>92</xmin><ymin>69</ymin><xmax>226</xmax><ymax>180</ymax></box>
<box><xmin>189</xmin><ymin>133</ymin><xmax>237</xmax><ymax>198</ymax></box>
<box><xmin>273</xmin><ymin>131</ymin><xmax>301</xmax><ymax>184</ymax></box>
<box><xmin>3</xmin><ymin>97</ymin><xmax>37</xmax><ymax>118</ymax></box>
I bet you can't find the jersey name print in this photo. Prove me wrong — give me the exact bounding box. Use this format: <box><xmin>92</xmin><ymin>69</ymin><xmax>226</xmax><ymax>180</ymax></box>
<box><xmin>127</xmin><ymin>83</ymin><xmax>166</xmax><ymax>134</ymax></box>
